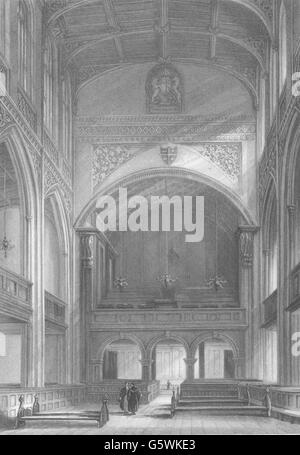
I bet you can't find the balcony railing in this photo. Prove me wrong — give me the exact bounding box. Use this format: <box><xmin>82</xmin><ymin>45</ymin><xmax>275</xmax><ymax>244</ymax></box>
<box><xmin>262</xmin><ymin>290</ymin><xmax>277</xmax><ymax>328</ymax></box>
<box><xmin>45</xmin><ymin>291</ymin><xmax>67</xmax><ymax>327</ymax></box>
<box><xmin>0</xmin><ymin>266</ymin><xmax>32</xmax><ymax>306</ymax></box>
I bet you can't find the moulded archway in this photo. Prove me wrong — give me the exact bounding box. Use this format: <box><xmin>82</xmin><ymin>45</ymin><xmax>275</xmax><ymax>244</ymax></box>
<box><xmin>190</xmin><ymin>333</ymin><xmax>239</xmax><ymax>379</ymax></box>
<box><xmin>146</xmin><ymin>334</ymin><xmax>190</xmax><ymax>385</ymax></box>
<box><xmin>75</xmin><ymin>167</ymin><xmax>256</xmax><ymax>230</ymax></box>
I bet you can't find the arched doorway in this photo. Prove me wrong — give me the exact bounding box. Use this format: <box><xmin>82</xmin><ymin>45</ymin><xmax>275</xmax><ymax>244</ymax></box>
<box><xmin>102</xmin><ymin>339</ymin><xmax>142</xmax><ymax>380</ymax></box>
<box><xmin>150</xmin><ymin>338</ymin><xmax>187</xmax><ymax>387</ymax></box>
<box><xmin>193</xmin><ymin>337</ymin><xmax>236</xmax><ymax>379</ymax></box>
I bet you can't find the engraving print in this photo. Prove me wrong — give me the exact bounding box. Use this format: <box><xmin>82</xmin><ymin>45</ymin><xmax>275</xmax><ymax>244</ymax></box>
<box><xmin>0</xmin><ymin>0</ymin><xmax>299</xmax><ymax>440</ymax></box>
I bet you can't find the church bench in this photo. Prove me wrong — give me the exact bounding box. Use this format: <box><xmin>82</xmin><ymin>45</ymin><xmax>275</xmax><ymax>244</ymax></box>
<box><xmin>15</xmin><ymin>395</ymin><xmax>109</xmax><ymax>429</ymax></box>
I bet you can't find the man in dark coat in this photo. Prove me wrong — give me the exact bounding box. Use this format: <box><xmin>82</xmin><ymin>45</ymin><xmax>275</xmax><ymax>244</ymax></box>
<box><xmin>128</xmin><ymin>383</ymin><xmax>141</xmax><ymax>414</ymax></box>
<box><xmin>119</xmin><ymin>382</ymin><xmax>130</xmax><ymax>414</ymax></box>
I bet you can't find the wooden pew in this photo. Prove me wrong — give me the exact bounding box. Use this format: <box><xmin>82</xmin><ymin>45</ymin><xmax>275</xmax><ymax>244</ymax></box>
<box><xmin>16</xmin><ymin>394</ymin><xmax>109</xmax><ymax>429</ymax></box>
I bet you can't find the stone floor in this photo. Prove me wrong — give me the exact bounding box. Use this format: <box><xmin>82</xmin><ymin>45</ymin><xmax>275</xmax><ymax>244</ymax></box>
<box><xmin>1</xmin><ymin>395</ymin><xmax>300</xmax><ymax>435</ymax></box>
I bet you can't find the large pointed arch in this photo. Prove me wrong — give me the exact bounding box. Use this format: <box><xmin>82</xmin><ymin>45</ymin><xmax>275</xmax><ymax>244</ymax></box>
<box><xmin>0</xmin><ymin>126</ymin><xmax>40</xmax><ymax>278</ymax></box>
<box><xmin>74</xmin><ymin>167</ymin><xmax>256</xmax><ymax>230</ymax></box>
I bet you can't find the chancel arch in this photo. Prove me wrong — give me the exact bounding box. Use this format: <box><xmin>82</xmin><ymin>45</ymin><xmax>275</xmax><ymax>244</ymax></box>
<box><xmin>75</xmin><ymin>168</ymin><xmax>256</xmax><ymax>230</ymax></box>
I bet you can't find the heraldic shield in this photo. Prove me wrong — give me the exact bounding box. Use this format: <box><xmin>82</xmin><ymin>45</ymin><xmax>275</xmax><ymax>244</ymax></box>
<box><xmin>160</xmin><ymin>145</ymin><xmax>178</xmax><ymax>165</ymax></box>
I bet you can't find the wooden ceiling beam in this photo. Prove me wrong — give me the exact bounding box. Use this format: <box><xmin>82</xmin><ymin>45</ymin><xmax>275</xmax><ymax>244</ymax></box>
<box><xmin>47</xmin><ymin>0</ymin><xmax>273</xmax><ymax>40</ymax></box>
<box><xmin>103</xmin><ymin>0</ymin><xmax>125</xmax><ymax>62</ymax></box>
<box><xmin>209</xmin><ymin>0</ymin><xmax>219</xmax><ymax>60</ymax></box>
<box><xmin>66</xmin><ymin>25</ymin><xmax>266</xmax><ymax>72</ymax></box>
<box><xmin>161</xmin><ymin>0</ymin><xmax>169</xmax><ymax>59</ymax></box>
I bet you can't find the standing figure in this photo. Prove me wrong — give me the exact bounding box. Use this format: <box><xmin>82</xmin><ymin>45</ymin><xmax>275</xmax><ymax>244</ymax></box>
<box><xmin>166</xmin><ymin>379</ymin><xmax>171</xmax><ymax>390</ymax></box>
<box><xmin>128</xmin><ymin>383</ymin><xmax>141</xmax><ymax>415</ymax></box>
<box><xmin>119</xmin><ymin>382</ymin><xmax>130</xmax><ymax>415</ymax></box>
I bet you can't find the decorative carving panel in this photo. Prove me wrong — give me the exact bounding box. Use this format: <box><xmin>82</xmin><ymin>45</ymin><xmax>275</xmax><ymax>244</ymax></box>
<box><xmin>195</xmin><ymin>143</ymin><xmax>242</xmax><ymax>183</ymax></box>
<box><xmin>238</xmin><ymin>227</ymin><xmax>258</xmax><ymax>267</ymax></box>
<box><xmin>0</xmin><ymin>103</ymin><xmax>13</xmax><ymax>130</ymax></box>
<box><xmin>44</xmin><ymin>157</ymin><xmax>72</xmax><ymax>218</ymax></box>
<box><xmin>90</xmin><ymin>308</ymin><xmax>247</xmax><ymax>330</ymax></box>
<box><xmin>17</xmin><ymin>88</ymin><xmax>37</xmax><ymax>132</ymax></box>
<box><xmin>92</xmin><ymin>145</ymin><xmax>137</xmax><ymax>187</ymax></box>
<box><xmin>249</xmin><ymin>0</ymin><xmax>273</xmax><ymax>22</ymax></box>
<box><xmin>43</xmin><ymin>131</ymin><xmax>59</xmax><ymax>166</ymax></box>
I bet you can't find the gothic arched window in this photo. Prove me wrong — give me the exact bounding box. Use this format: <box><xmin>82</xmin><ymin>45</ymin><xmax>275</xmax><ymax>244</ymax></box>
<box><xmin>62</xmin><ymin>76</ymin><xmax>72</xmax><ymax>161</ymax></box>
<box><xmin>269</xmin><ymin>50</ymin><xmax>277</xmax><ymax>122</ymax></box>
<box><xmin>44</xmin><ymin>37</ymin><xmax>57</xmax><ymax>138</ymax></box>
<box><xmin>279</xmin><ymin>2</ymin><xmax>287</xmax><ymax>93</ymax></box>
<box><xmin>18</xmin><ymin>0</ymin><xmax>33</xmax><ymax>99</ymax></box>
<box><xmin>0</xmin><ymin>0</ymin><xmax>9</xmax><ymax>59</ymax></box>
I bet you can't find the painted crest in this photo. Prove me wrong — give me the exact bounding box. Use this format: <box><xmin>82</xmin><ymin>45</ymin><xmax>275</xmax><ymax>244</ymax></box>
<box><xmin>160</xmin><ymin>145</ymin><xmax>178</xmax><ymax>165</ymax></box>
<box><xmin>146</xmin><ymin>63</ymin><xmax>183</xmax><ymax>114</ymax></box>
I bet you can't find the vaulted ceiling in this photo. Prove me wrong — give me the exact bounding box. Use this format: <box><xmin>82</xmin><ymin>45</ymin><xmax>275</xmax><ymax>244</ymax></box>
<box><xmin>45</xmin><ymin>0</ymin><xmax>272</xmax><ymax>101</ymax></box>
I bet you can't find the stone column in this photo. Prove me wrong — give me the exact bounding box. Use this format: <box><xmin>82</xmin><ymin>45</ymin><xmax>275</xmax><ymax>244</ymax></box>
<box><xmin>262</xmin><ymin>249</ymin><xmax>270</xmax><ymax>299</ymax></box>
<box><xmin>234</xmin><ymin>355</ymin><xmax>245</xmax><ymax>379</ymax></box>
<box><xmin>286</xmin><ymin>205</ymin><xmax>296</xmax><ymax>384</ymax></box>
<box><xmin>184</xmin><ymin>357</ymin><xmax>197</xmax><ymax>381</ymax></box>
<box><xmin>140</xmin><ymin>359</ymin><xmax>151</xmax><ymax>382</ymax></box>
<box><xmin>79</xmin><ymin>233</ymin><xmax>94</xmax><ymax>383</ymax></box>
<box><xmin>238</xmin><ymin>226</ymin><xmax>259</xmax><ymax>379</ymax></box>
<box><xmin>288</xmin><ymin>205</ymin><xmax>296</xmax><ymax>269</ymax></box>
<box><xmin>90</xmin><ymin>360</ymin><xmax>104</xmax><ymax>383</ymax></box>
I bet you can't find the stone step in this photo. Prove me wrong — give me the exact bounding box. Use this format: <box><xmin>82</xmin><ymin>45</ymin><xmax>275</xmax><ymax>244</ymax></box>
<box><xmin>180</xmin><ymin>394</ymin><xmax>238</xmax><ymax>399</ymax></box>
<box><xmin>174</xmin><ymin>405</ymin><xmax>267</xmax><ymax>416</ymax></box>
<box><xmin>179</xmin><ymin>399</ymin><xmax>247</xmax><ymax>407</ymax></box>
<box><xmin>20</xmin><ymin>415</ymin><xmax>100</xmax><ymax>421</ymax></box>
<box><xmin>181</xmin><ymin>390</ymin><xmax>238</xmax><ymax>396</ymax></box>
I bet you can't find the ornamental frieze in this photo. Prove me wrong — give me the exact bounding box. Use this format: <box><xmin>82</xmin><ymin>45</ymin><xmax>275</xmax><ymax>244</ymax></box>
<box><xmin>76</xmin><ymin>116</ymin><xmax>255</xmax><ymax>144</ymax></box>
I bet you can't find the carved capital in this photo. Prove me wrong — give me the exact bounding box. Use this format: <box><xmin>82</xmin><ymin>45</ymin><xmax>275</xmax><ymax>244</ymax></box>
<box><xmin>287</xmin><ymin>204</ymin><xmax>296</xmax><ymax>216</ymax></box>
<box><xmin>184</xmin><ymin>357</ymin><xmax>197</xmax><ymax>365</ymax></box>
<box><xmin>80</xmin><ymin>234</ymin><xmax>94</xmax><ymax>267</ymax></box>
<box><xmin>238</xmin><ymin>226</ymin><xmax>259</xmax><ymax>267</ymax></box>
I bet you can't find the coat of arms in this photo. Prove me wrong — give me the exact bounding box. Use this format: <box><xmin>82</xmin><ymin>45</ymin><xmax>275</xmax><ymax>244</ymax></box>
<box><xmin>160</xmin><ymin>145</ymin><xmax>178</xmax><ymax>165</ymax></box>
<box><xmin>146</xmin><ymin>63</ymin><xmax>183</xmax><ymax>114</ymax></box>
